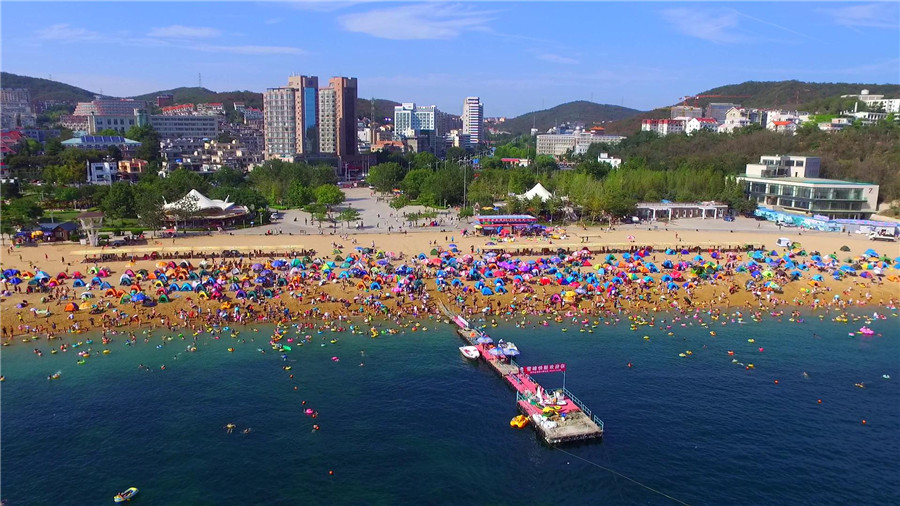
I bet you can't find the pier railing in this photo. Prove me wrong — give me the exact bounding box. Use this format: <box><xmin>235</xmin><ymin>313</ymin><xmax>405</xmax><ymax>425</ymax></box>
<box><xmin>562</xmin><ymin>388</ymin><xmax>605</xmax><ymax>431</ymax></box>
<box><xmin>516</xmin><ymin>390</ymin><xmax>604</xmax><ymax>432</ymax></box>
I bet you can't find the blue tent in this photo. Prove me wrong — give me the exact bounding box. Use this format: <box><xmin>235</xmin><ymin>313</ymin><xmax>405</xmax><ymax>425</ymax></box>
<box><xmin>369</xmin><ymin>282</ymin><xmax>382</xmax><ymax>290</ymax></box>
<box><xmin>812</xmin><ymin>274</ymin><xmax>824</xmax><ymax>281</ymax></box>
<box><xmin>481</xmin><ymin>287</ymin><xmax>494</xmax><ymax>295</ymax></box>
<box><xmin>99</xmin><ymin>282</ymin><xmax>112</xmax><ymax>289</ymax></box>
<box><xmin>131</xmin><ymin>293</ymin><xmax>147</xmax><ymax>302</ymax></box>
<box><xmin>72</xmin><ymin>279</ymin><xmax>86</xmax><ymax>287</ymax></box>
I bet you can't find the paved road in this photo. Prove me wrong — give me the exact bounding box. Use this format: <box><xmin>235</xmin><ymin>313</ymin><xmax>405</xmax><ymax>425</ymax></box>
<box><xmin>232</xmin><ymin>187</ymin><xmax>471</xmax><ymax>236</ymax></box>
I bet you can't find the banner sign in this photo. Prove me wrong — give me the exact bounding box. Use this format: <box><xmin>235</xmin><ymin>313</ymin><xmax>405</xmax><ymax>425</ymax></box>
<box><xmin>520</xmin><ymin>363</ymin><xmax>566</xmax><ymax>375</ymax></box>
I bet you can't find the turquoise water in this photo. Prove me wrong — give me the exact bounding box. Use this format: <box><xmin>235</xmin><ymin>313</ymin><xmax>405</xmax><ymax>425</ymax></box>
<box><xmin>2</xmin><ymin>310</ymin><xmax>899</xmax><ymax>505</ymax></box>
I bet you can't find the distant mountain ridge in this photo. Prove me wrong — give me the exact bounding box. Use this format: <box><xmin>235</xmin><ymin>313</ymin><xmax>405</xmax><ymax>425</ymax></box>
<box><xmin>4</xmin><ymin>73</ymin><xmax>897</xmax><ymax>130</ymax></box>
<box><xmin>501</xmin><ymin>101</ymin><xmax>644</xmax><ymax>135</ymax></box>
<box><xmin>602</xmin><ymin>80</ymin><xmax>900</xmax><ymax>135</ymax></box>
<box><xmin>1</xmin><ymin>72</ymin><xmax>95</xmax><ymax>103</ymax></box>
<box><xmin>690</xmin><ymin>80</ymin><xmax>900</xmax><ymax>110</ymax></box>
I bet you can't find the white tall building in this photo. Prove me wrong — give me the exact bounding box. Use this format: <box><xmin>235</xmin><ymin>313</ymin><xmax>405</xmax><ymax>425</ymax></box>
<box><xmin>461</xmin><ymin>96</ymin><xmax>483</xmax><ymax>146</ymax></box>
<box><xmin>318</xmin><ymin>88</ymin><xmax>337</xmax><ymax>154</ymax></box>
<box><xmin>394</xmin><ymin>103</ymin><xmax>444</xmax><ymax>137</ymax></box>
<box><xmin>263</xmin><ymin>87</ymin><xmax>297</xmax><ymax>159</ymax></box>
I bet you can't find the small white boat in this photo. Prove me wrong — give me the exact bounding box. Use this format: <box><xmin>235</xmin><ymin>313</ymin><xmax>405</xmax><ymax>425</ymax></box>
<box><xmin>459</xmin><ymin>346</ymin><xmax>480</xmax><ymax>360</ymax></box>
<box><xmin>114</xmin><ymin>487</ymin><xmax>138</xmax><ymax>503</ymax></box>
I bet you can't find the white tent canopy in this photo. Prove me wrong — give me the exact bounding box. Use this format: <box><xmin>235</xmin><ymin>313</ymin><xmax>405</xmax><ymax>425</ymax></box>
<box><xmin>520</xmin><ymin>183</ymin><xmax>553</xmax><ymax>202</ymax></box>
<box><xmin>163</xmin><ymin>189</ymin><xmax>237</xmax><ymax>212</ymax></box>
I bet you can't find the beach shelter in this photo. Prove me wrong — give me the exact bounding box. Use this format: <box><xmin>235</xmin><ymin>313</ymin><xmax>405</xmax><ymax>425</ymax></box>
<box><xmin>119</xmin><ymin>294</ymin><xmax>131</xmax><ymax>304</ymax></box>
<box><xmin>63</xmin><ymin>302</ymin><xmax>78</xmax><ymax>312</ymax></box>
<box><xmin>72</xmin><ymin>279</ymin><xmax>86</xmax><ymax>287</ymax></box>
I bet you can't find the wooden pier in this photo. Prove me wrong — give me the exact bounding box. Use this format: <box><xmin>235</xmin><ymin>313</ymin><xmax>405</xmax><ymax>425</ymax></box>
<box><xmin>454</xmin><ymin>326</ymin><xmax>604</xmax><ymax>444</ymax></box>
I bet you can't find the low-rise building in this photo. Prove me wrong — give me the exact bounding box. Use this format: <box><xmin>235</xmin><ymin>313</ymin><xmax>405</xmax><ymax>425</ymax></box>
<box><xmin>640</xmin><ymin>119</ymin><xmax>685</xmax><ymax>137</ymax></box>
<box><xmin>597</xmin><ymin>152</ymin><xmax>622</xmax><ymax>168</ymax></box>
<box><xmin>635</xmin><ymin>201</ymin><xmax>729</xmax><ymax>221</ymax></box>
<box><xmin>63</xmin><ymin>135</ymin><xmax>141</xmax><ymax>156</ymax></box>
<box><xmin>685</xmin><ymin>117</ymin><xmax>719</xmax><ymax>135</ymax></box>
<box><xmin>538</xmin><ymin>131</ymin><xmax>626</xmax><ymax>156</ymax></box>
<box><xmin>196</xmin><ymin>103</ymin><xmax>225</xmax><ymax>115</ymax></box>
<box><xmin>87</xmin><ymin>160</ymin><xmax>119</xmax><ymax>185</ymax></box>
<box><xmin>118</xmin><ymin>158</ymin><xmax>149</xmax><ymax>181</ymax></box>
<box><xmin>738</xmin><ymin>155</ymin><xmax>879</xmax><ymax>219</ymax></box>
<box><xmin>840</xmin><ymin>89</ymin><xmax>900</xmax><ymax>113</ymax></box>
<box><xmin>161</xmin><ymin>104</ymin><xmax>196</xmax><ymax>116</ymax></box>
<box><xmin>149</xmin><ymin>115</ymin><xmax>219</xmax><ymax>139</ymax></box>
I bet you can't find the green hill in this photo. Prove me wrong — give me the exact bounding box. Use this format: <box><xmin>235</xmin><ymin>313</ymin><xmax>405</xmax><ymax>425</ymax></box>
<box><xmin>357</xmin><ymin>98</ymin><xmax>400</xmax><ymax>123</ymax></box>
<box><xmin>1</xmin><ymin>71</ymin><xmax>96</xmax><ymax>103</ymax></box>
<box><xmin>685</xmin><ymin>80</ymin><xmax>900</xmax><ymax>110</ymax></box>
<box><xmin>501</xmin><ymin>101</ymin><xmax>644</xmax><ymax>135</ymax></box>
<box><xmin>130</xmin><ymin>87</ymin><xmax>264</xmax><ymax>110</ymax></box>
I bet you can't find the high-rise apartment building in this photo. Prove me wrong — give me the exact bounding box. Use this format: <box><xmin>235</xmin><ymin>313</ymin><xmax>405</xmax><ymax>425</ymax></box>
<box><xmin>263</xmin><ymin>87</ymin><xmax>297</xmax><ymax>158</ymax></box>
<box><xmin>461</xmin><ymin>96</ymin><xmax>483</xmax><ymax>146</ymax></box>
<box><xmin>318</xmin><ymin>88</ymin><xmax>337</xmax><ymax>154</ymax></box>
<box><xmin>263</xmin><ymin>74</ymin><xmax>357</xmax><ymax>158</ymax></box>
<box><xmin>329</xmin><ymin>77</ymin><xmax>357</xmax><ymax>157</ymax></box>
<box><xmin>287</xmin><ymin>75</ymin><xmax>319</xmax><ymax>154</ymax></box>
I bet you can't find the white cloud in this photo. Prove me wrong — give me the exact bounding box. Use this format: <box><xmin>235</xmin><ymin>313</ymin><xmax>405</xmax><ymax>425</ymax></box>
<box><xmin>661</xmin><ymin>8</ymin><xmax>746</xmax><ymax>44</ymax></box>
<box><xmin>36</xmin><ymin>24</ymin><xmax>102</xmax><ymax>42</ymax></box>
<box><xmin>148</xmin><ymin>25</ymin><xmax>222</xmax><ymax>39</ymax></box>
<box><xmin>536</xmin><ymin>53</ymin><xmax>579</xmax><ymax>65</ymax></box>
<box><xmin>338</xmin><ymin>3</ymin><xmax>495</xmax><ymax>40</ymax></box>
<box><xmin>190</xmin><ymin>44</ymin><xmax>307</xmax><ymax>56</ymax></box>
<box><xmin>820</xmin><ymin>3</ymin><xmax>900</xmax><ymax>30</ymax></box>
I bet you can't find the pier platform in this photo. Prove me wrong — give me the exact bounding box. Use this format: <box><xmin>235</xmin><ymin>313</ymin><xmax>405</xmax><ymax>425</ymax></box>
<box><xmin>455</xmin><ymin>327</ymin><xmax>604</xmax><ymax>444</ymax></box>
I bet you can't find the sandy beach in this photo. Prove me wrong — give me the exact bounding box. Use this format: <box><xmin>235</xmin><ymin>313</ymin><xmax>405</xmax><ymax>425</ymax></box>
<box><xmin>2</xmin><ymin>219</ymin><xmax>898</xmax><ymax>342</ymax></box>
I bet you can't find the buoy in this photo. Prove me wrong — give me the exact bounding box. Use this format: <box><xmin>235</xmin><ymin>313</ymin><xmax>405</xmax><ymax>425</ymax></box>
<box><xmin>627</xmin><ymin>362</ymin><xmax>633</xmax><ymax>368</ymax></box>
<box><xmin>817</xmin><ymin>399</ymin><xmax>822</xmax><ymax>404</ymax></box>
<box><xmin>328</xmin><ymin>470</ymin><xmax>334</xmax><ymax>475</ymax></box>
<box><xmin>861</xmin><ymin>419</ymin><xmax>867</xmax><ymax>425</ymax></box>
<box><xmin>774</xmin><ymin>380</ymin><xmax>779</xmax><ymax>384</ymax></box>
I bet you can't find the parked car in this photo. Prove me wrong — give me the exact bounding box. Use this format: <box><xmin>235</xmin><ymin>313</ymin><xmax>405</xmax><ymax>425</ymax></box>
<box><xmin>723</xmin><ymin>215</ymin><xmax>735</xmax><ymax>222</ymax></box>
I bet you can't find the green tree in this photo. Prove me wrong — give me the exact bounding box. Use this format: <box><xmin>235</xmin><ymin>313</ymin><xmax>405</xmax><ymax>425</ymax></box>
<box><xmin>135</xmin><ymin>188</ymin><xmax>166</xmax><ymax>233</ymax></box>
<box><xmin>213</xmin><ymin>167</ymin><xmax>246</xmax><ymax>187</ymax></box>
<box><xmin>159</xmin><ymin>168</ymin><xmax>209</xmax><ymax>201</ymax></box>
<box><xmin>2</xmin><ymin>197</ymin><xmax>44</xmax><ymax>229</ymax></box>
<box><xmin>533</xmin><ymin>155</ymin><xmax>559</xmax><ymax>173</ymax></box>
<box><xmin>314</xmin><ymin>184</ymin><xmax>345</xmax><ymax>210</ymax></box>
<box><xmin>419</xmin><ymin>167</ymin><xmax>464</xmax><ymax>207</ymax></box>
<box><xmin>389</xmin><ymin>195</ymin><xmax>410</xmax><ymax>211</ymax></box>
<box><xmin>338</xmin><ymin>208</ymin><xmax>361</xmax><ymax>228</ymax></box>
<box><xmin>367</xmin><ymin>162</ymin><xmax>405</xmax><ymax>193</ymax></box>
<box><xmin>445</xmin><ymin>146</ymin><xmax>466</xmax><ymax>162</ymax></box>
<box><xmin>95</xmin><ymin>128</ymin><xmax>120</xmax><ymax>136</ymax></box>
<box><xmin>286</xmin><ymin>181</ymin><xmax>315</xmax><ymax>208</ymax></box>
<box><xmin>399</xmin><ymin>168</ymin><xmax>431</xmax><ymax>199</ymax></box>
<box><xmin>44</xmin><ymin>137</ymin><xmax>64</xmax><ymax>156</ymax></box>
<box><xmin>101</xmin><ymin>182</ymin><xmax>137</xmax><ymax>219</ymax></box>
<box><xmin>413</xmin><ymin>151</ymin><xmax>439</xmax><ymax>170</ymax></box>
<box><xmin>507</xmin><ymin>169</ymin><xmax>536</xmax><ymax>194</ymax></box>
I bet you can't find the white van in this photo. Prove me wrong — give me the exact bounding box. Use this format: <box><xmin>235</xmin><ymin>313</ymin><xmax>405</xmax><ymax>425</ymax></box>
<box><xmin>776</xmin><ymin>237</ymin><xmax>793</xmax><ymax>248</ymax></box>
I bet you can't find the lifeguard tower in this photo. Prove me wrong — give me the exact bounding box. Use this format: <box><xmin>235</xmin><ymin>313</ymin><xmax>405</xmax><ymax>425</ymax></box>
<box><xmin>77</xmin><ymin>211</ymin><xmax>104</xmax><ymax>246</ymax></box>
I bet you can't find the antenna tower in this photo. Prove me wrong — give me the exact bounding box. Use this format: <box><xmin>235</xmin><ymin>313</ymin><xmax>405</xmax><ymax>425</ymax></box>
<box><xmin>198</xmin><ymin>73</ymin><xmax>202</xmax><ymax>88</ymax></box>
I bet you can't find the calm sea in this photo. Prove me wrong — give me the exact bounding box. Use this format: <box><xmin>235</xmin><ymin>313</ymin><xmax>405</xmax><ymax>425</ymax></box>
<box><xmin>2</xmin><ymin>310</ymin><xmax>899</xmax><ymax>505</ymax></box>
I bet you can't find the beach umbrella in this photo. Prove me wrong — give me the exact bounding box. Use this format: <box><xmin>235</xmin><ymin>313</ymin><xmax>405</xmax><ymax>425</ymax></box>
<box><xmin>9</xmin><ymin>277</ymin><xmax>22</xmax><ymax>285</ymax></box>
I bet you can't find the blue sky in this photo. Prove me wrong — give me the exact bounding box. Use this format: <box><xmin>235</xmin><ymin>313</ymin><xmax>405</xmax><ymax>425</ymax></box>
<box><xmin>2</xmin><ymin>1</ymin><xmax>898</xmax><ymax>117</ymax></box>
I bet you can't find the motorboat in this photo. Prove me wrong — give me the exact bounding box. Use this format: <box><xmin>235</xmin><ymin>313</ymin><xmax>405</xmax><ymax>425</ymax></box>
<box><xmin>114</xmin><ymin>487</ymin><xmax>138</xmax><ymax>503</ymax></box>
<box><xmin>459</xmin><ymin>346</ymin><xmax>480</xmax><ymax>360</ymax></box>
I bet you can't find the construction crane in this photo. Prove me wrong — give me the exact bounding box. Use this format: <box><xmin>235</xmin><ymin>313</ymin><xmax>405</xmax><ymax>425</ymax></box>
<box><xmin>679</xmin><ymin>94</ymin><xmax>751</xmax><ymax>107</ymax></box>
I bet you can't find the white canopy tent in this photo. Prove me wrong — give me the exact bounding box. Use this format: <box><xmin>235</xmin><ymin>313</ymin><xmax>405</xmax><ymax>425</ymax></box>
<box><xmin>519</xmin><ymin>183</ymin><xmax>553</xmax><ymax>202</ymax></box>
